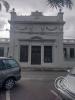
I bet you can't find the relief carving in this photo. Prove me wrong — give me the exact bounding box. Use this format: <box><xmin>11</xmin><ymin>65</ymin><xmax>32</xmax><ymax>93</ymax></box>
<box><xmin>46</xmin><ymin>26</ymin><xmax>57</xmax><ymax>31</ymax></box>
<box><xmin>41</xmin><ymin>26</ymin><xmax>45</xmax><ymax>32</ymax></box>
<box><xmin>14</xmin><ymin>24</ymin><xmax>57</xmax><ymax>33</ymax></box>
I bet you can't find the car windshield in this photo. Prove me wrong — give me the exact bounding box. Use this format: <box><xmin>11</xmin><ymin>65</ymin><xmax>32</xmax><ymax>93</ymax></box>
<box><xmin>62</xmin><ymin>74</ymin><xmax>75</xmax><ymax>94</ymax></box>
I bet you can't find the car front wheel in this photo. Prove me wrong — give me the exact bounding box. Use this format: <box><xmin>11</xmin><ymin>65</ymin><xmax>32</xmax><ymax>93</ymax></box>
<box><xmin>4</xmin><ymin>78</ymin><xmax>15</xmax><ymax>90</ymax></box>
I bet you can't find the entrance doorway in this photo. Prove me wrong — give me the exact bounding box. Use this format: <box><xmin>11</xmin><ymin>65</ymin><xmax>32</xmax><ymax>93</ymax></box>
<box><xmin>31</xmin><ymin>46</ymin><xmax>41</xmax><ymax>65</ymax></box>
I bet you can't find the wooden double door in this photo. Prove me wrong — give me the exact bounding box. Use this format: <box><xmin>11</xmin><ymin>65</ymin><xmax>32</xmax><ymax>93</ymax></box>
<box><xmin>31</xmin><ymin>46</ymin><xmax>41</xmax><ymax>65</ymax></box>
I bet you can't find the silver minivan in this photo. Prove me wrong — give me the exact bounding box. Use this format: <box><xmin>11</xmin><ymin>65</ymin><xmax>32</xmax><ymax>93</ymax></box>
<box><xmin>55</xmin><ymin>68</ymin><xmax>75</xmax><ymax>100</ymax></box>
<box><xmin>0</xmin><ymin>57</ymin><xmax>21</xmax><ymax>90</ymax></box>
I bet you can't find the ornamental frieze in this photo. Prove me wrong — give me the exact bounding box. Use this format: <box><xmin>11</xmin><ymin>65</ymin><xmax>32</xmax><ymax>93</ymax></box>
<box><xmin>46</xmin><ymin>26</ymin><xmax>57</xmax><ymax>31</ymax></box>
<box><xmin>14</xmin><ymin>24</ymin><xmax>58</xmax><ymax>33</ymax></box>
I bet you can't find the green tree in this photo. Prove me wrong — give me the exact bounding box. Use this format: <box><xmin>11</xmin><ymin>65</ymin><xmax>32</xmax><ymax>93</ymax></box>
<box><xmin>0</xmin><ymin>0</ymin><xmax>10</xmax><ymax>12</ymax></box>
<box><xmin>47</xmin><ymin>0</ymin><xmax>73</xmax><ymax>9</ymax></box>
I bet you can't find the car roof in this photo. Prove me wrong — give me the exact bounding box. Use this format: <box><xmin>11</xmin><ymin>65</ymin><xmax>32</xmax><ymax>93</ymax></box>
<box><xmin>0</xmin><ymin>57</ymin><xmax>13</xmax><ymax>60</ymax></box>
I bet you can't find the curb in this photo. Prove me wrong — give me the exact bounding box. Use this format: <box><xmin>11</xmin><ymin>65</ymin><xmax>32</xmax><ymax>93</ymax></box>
<box><xmin>21</xmin><ymin>67</ymin><xmax>70</xmax><ymax>72</ymax></box>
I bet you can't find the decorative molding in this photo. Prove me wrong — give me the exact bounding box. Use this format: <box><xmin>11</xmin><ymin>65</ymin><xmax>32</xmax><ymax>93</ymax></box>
<box><xmin>14</xmin><ymin>24</ymin><xmax>58</xmax><ymax>33</ymax></box>
<box><xmin>19</xmin><ymin>39</ymin><xmax>56</xmax><ymax>43</ymax></box>
<box><xmin>41</xmin><ymin>26</ymin><xmax>45</xmax><ymax>32</ymax></box>
<box><xmin>30</xmin><ymin>36</ymin><xmax>43</xmax><ymax>40</ymax></box>
<box><xmin>46</xmin><ymin>26</ymin><xmax>57</xmax><ymax>31</ymax></box>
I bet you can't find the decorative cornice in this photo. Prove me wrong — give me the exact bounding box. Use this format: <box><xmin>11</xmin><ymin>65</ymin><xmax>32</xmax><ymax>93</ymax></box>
<box><xmin>9</xmin><ymin>20</ymin><xmax>65</xmax><ymax>25</ymax></box>
<box><xmin>19</xmin><ymin>39</ymin><xmax>55</xmax><ymax>43</ymax></box>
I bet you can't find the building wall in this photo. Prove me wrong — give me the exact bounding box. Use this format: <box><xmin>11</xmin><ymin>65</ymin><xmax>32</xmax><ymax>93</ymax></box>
<box><xmin>8</xmin><ymin>9</ymin><xmax>65</xmax><ymax>68</ymax></box>
<box><xmin>1</xmin><ymin>38</ymin><xmax>75</xmax><ymax>69</ymax></box>
<box><xmin>0</xmin><ymin>9</ymin><xmax>74</xmax><ymax>69</ymax></box>
<box><xmin>0</xmin><ymin>38</ymin><xmax>9</xmax><ymax>57</ymax></box>
<box><xmin>63</xmin><ymin>40</ymin><xmax>75</xmax><ymax>68</ymax></box>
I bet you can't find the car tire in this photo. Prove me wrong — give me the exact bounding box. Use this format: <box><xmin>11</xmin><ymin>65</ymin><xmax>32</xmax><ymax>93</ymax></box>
<box><xmin>4</xmin><ymin>78</ymin><xmax>15</xmax><ymax>90</ymax></box>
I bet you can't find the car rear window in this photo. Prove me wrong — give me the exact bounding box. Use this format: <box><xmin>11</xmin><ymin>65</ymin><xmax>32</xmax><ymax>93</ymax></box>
<box><xmin>3</xmin><ymin>59</ymin><xmax>19</xmax><ymax>69</ymax></box>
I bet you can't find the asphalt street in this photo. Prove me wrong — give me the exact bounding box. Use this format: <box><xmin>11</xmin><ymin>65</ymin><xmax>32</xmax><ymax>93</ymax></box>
<box><xmin>0</xmin><ymin>71</ymin><xmax>67</xmax><ymax>100</ymax></box>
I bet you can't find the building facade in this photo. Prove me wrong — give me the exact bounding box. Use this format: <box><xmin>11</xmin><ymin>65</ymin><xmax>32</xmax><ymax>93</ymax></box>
<box><xmin>1</xmin><ymin>9</ymin><xmax>75</xmax><ymax>69</ymax></box>
<box><xmin>0</xmin><ymin>38</ymin><xmax>9</xmax><ymax>57</ymax></box>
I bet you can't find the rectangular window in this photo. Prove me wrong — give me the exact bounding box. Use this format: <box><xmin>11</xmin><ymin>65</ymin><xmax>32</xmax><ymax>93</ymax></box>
<box><xmin>44</xmin><ymin>46</ymin><xmax>52</xmax><ymax>63</ymax></box>
<box><xmin>3</xmin><ymin>59</ymin><xmax>19</xmax><ymax>69</ymax></box>
<box><xmin>0</xmin><ymin>47</ymin><xmax>4</xmax><ymax>57</ymax></box>
<box><xmin>70</xmin><ymin>48</ymin><xmax>74</xmax><ymax>58</ymax></box>
<box><xmin>64</xmin><ymin>48</ymin><xmax>67</xmax><ymax>58</ymax></box>
<box><xmin>20</xmin><ymin>45</ymin><xmax>28</xmax><ymax>62</ymax></box>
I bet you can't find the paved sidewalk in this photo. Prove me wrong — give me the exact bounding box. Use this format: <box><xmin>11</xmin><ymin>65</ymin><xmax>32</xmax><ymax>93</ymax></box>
<box><xmin>21</xmin><ymin>70</ymin><xmax>67</xmax><ymax>81</ymax></box>
<box><xmin>21</xmin><ymin>67</ymin><xmax>69</xmax><ymax>72</ymax></box>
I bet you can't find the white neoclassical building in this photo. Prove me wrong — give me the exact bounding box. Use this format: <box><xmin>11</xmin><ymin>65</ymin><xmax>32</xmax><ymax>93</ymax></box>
<box><xmin>0</xmin><ymin>9</ymin><xmax>75</xmax><ymax>69</ymax></box>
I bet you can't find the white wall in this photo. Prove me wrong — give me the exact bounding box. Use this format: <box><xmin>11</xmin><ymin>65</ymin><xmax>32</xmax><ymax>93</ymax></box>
<box><xmin>9</xmin><ymin>10</ymin><xmax>66</xmax><ymax>68</ymax></box>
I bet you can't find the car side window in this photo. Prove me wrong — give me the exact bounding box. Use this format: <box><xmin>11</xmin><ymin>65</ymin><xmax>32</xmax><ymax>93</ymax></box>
<box><xmin>3</xmin><ymin>59</ymin><xmax>12</xmax><ymax>69</ymax></box>
<box><xmin>0</xmin><ymin>60</ymin><xmax>6</xmax><ymax>70</ymax></box>
<box><xmin>3</xmin><ymin>59</ymin><xmax>18</xmax><ymax>69</ymax></box>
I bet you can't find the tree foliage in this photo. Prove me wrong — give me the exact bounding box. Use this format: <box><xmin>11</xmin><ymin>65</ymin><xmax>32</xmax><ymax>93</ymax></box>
<box><xmin>47</xmin><ymin>0</ymin><xmax>73</xmax><ymax>9</ymax></box>
<box><xmin>0</xmin><ymin>0</ymin><xmax>10</xmax><ymax>12</ymax></box>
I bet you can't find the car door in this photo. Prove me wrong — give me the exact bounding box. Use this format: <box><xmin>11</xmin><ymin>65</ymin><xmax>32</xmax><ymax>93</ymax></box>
<box><xmin>0</xmin><ymin>59</ymin><xmax>6</xmax><ymax>85</ymax></box>
<box><xmin>2</xmin><ymin>59</ymin><xmax>20</xmax><ymax>77</ymax></box>
<box><xmin>0</xmin><ymin>60</ymin><xmax>3</xmax><ymax>85</ymax></box>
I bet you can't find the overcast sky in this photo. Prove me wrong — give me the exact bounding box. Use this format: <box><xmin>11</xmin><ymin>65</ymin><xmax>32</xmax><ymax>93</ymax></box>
<box><xmin>0</xmin><ymin>0</ymin><xmax>75</xmax><ymax>39</ymax></box>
